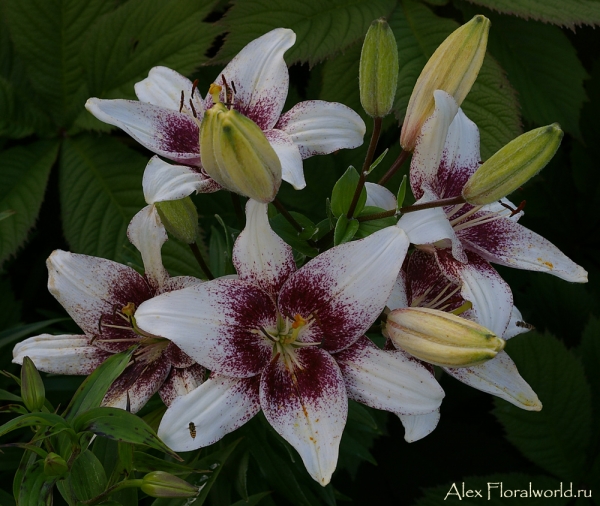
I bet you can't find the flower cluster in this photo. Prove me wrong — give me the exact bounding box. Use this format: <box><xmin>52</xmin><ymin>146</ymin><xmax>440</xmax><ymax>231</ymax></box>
<box><xmin>13</xmin><ymin>21</ymin><xmax>587</xmax><ymax>487</ymax></box>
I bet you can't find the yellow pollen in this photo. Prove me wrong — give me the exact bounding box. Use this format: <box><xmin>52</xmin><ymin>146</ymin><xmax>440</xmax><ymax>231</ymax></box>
<box><xmin>121</xmin><ymin>302</ymin><xmax>136</xmax><ymax>317</ymax></box>
<box><xmin>292</xmin><ymin>314</ymin><xmax>307</xmax><ymax>329</ymax></box>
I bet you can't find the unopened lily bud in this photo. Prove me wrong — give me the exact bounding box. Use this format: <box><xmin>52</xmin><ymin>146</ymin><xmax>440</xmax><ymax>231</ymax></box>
<box><xmin>44</xmin><ymin>452</ymin><xmax>68</xmax><ymax>477</ymax></box>
<box><xmin>360</xmin><ymin>18</ymin><xmax>399</xmax><ymax>118</ymax></box>
<box><xmin>21</xmin><ymin>356</ymin><xmax>45</xmax><ymax>412</ymax></box>
<box><xmin>386</xmin><ymin>307</ymin><xmax>505</xmax><ymax>368</ymax></box>
<box><xmin>141</xmin><ymin>471</ymin><xmax>199</xmax><ymax>498</ymax></box>
<box><xmin>200</xmin><ymin>84</ymin><xmax>282</xmax><ymax>203</ymax></box>
<box><xmin>155</xmin><ymin>197</ymin><xmax>199</xmax><ymax>244</ymax></box>
<box><xmin>462</xmin><ymin>123</ymin><xmax>563</xmax><ymax>205</ymax></box>
<box><xmin>400</xmin><ymin>15</ymin><xmax>490</xmax><ymax>151</ymax></box>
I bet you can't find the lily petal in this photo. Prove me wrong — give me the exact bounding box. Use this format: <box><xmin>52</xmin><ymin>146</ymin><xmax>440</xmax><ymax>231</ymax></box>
<box><xmin>458</xmin><ymin>218</ymin><xmax>588</xmax><ymax>282</ymax></box>
<box><xmin>13</xmin><ymin>334</ymin><xmax>110</xmax><ymax>375</ymax></box>
<box><xmin>397</xmin><ymin>204</ymin><xmax>467</xmax><ymax>264</ymax></box>
<box><xmin>128</xmin><ymin>206</ymin><xmax>169</xmax><ymax>292</ymax></box>
<box><xmin>260</xmin><ymin>347</ymin><xmax>347</xmax><ymax>486</ymax></box>
<box><xmin>275</xmin><ymin>100</ymin><xmax>366</xmax><ymax>159</ymax></box>
<box><xmin>212</xmin><ymin>28</ymin><xmax>295</xmax><ymax>130</ymax></box>
<box><xmin>103</xmin><ymin>358</ymin><xmax>171</xmax><ymax>414</ymax></box>
<box><xmin>334</xmin><ymin>337</ymin><xmax>444</xmax><ymax>415</ymax></box>
<box><xmin>158</xmin><ymin>375</ymin><xmax>260</xmax><ymax>451</ymax></box>
<box><xmin>279</xmin><ymin>227</ymin><xmax>409</xmax><ymax>353</ymax></box>
<box><xmin>85</xmin><ymin>99</ymin><xmax>201</xmax><ymax>166</ymax></box>
<box><xmin>159</xmin><ymin>363</ymin><xmax>206</xmax><ymax>407</ymax></box>
<box><xmin>142</xmin><ymin>156</ymin><xmax>216</xmax><ymax>204</ymax></box>
<box><xmin>398</xmin><ymin>410</ymin><xmax>441</xmax><ymax>443</ymax></box>
<box><xmin>444</xmin><ymin>351</ymin><xmax>542</xmax><ymax>411</ymax></box>
<box><xmin>505</xmin><ymin>305</ymin><xmax>530</xmax><ymax>340</ymax></box>
<box><xmin>436</xmin><ymin>250</ymin><xmax>513</xmax><ymax>337</ymax></box>
<box><xmin>365</xmin><ymin>183</ymin><xmax>397</xmax><ymax>211</ymax></box>
<box><xmin>135</xmin><ymin>66</ymin><xmax>205</xmax><ymax>121</ymax></box>
<box><xmin>135</xmin><ymin>279</ymin><xmax>275</xmax><ymax>377</ymax></box>
<box><xmin>264</xmin><ymin>129</ymin><xmax>306</xmax><ymax>190</ymax></box>
<box><xmin>387</xmin><ymin>270</ymin><xmax>409</xmax><ymax>311</ymax></box>
<box><xmin>410</xmin><ymin>90</ymin><xmax>458</xmax><ymax>198</ymax></box>
<box><xmin>47</xmin><ymin>250</ymin><xmax>152</xmax><ymax>342</ymax></box>
<box><xmin>233</xmin><ymin>200</ymin><xmax>296</xmax><ymax>298</ymax></box>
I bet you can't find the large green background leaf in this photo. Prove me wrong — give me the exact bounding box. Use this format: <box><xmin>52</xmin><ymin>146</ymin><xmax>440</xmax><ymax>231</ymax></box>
<box><xmin>216</xmin><ymin>0</ymin><xmax>396</xmax><ymax>65</ymax></box>
<box><xmin>493</xmin><ymin>332</ymin><xmax>592</xmax><ymax>481</ymax></box>
<box><xmin>59</xmin><ymin>135</ymin><xmax>146</xmax><ymax>261</ymax></box>
<box><xmin>0</xmin><ymin>141</ymin><xmax>59</xmax><ymax>266</ymax></box>
<box><xmin>465</xmin><ymin>0</ymin><xmax>600</xmax><ymax>28</ymax></box>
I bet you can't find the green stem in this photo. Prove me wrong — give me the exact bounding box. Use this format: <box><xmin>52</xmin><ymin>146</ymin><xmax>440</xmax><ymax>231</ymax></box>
<box><xmin>357</xmin><ymin>195</ymin><xmax>466</xmax><ymax>223</ymax></box>
<box><xmin>189</xmin><ymin>242</ymin><xmax>215</xmax><ymax>280</ymax></box>
<box><xmin>377</xmin><ymin>149</ymin><xmax>410</xmax><ymax>186</ymax></box>
<box><xmin>81</xmin><ymin>479</ymin><xmax>142</xmax><ymax>505</ymax></box>
<box><xmin>272</xmin><ymin>198</ymin><xmax>318</xmax><ymax>248</ymax></box>
<box><xmin>347</xmin><ymin>117</ymin><xmax>382</xmax><ymax>219</ymax></box>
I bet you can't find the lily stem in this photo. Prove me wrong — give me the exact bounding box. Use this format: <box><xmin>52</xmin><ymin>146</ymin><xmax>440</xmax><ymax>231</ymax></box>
<box><xmin>357</xmin><ymin>195</ymin><xmax>467</xmax><ymax>223</ymax></box>
<box><xmin>231</xmin><ymin>193</ymin><xmax>245</xmax><ymax>229</ymax></box>
<box><xmin>378</xmin><ymin>149</ymin><xmax>410</xmax><ymax>186</ymax></box>
<box><xmin>347</xmin><ymin>117</ymin><xmax>382</xmax><ymax>219</ymax></box>
<box><xmin>189</xmin><ymin>242</ymin><xmax>215</xmax><ymax>280</ymax></box>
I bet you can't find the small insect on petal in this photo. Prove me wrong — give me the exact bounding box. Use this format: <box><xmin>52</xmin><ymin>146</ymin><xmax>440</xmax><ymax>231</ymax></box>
<box><xmin>188</xmin><ymin>421</ymin><xmax>196</xmax><ymax>439</ymax></box>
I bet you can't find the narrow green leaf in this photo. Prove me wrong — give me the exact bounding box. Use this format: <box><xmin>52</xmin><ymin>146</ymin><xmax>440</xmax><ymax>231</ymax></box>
<box><xmin>483</xmin><ymin>14</ymin><xmax>588</xmax><ymax>138</ymax></box>
<box><xmin>270</xmin><ymin>213</ymin><xmax>319</xmax><ymax>258</ymax></box>
<box><xmin>82</xmin><ymin>0</ymin><xmax>222</xmax><ymax>99</ymax></box>
<box><xmin>0</xmin><ymin>412</ymin><xmax>68</xmax><ymax>438</ymax></box>
<box><xmin>151</xmin><ymin>438</ymin><xmax>242</xmax><ymax>506</ymax></box>
<box><xmin>389</xmin><ymin>0</ymin><xmax>521</xmax><ymax>160</ymax></box>
<box><xmin>17</xmin><ymin>459</ymin><xmax>56</xmax><ymax>506</ymax></box>
<box><xmin>60</xmin><ymin>135</ymin><xmax>147</xmax><ymax>261</ymax></box>
<box><xmin>161</xmin><ymin>236</ymin><xmax>205</xmax><ymax>279</ymax></box>
<box><xmin>334</xmin><ymin>215</ymin><xmax>359</xmax><ymax>245</ymax></box>
<box><xmin>0</xmin><ymin>487</ymin><xmax>15</xmax><ymax>506</ymax></box>
<box><xmin>0</xmin><ymin>318</ymin><xmax>69</xmax><ymax>350</ymax></box>
<box><xmin>229</xmin><ymin>491</ymin><xmax>272</xmax><ymax>506</ymax></box>
<box><xmin>368</xmin><ymin>148</ymin><xmax>389</xmax><ymax>174</ymax></box>
<box><xmin>331</xmin><ymin>166</ymin><xmax>367</xmax><ymax>218</ymax></box>
<box><xmin>216</xmin><ymin>0</ymin><xmax>396</xmax><ymax>66</ymax></box>
<box><xmin>73</xmin><ymin>407</ymin><xmax>180</xmax><ymax>460</ymax></box>
<box><xmin>4</xmin><ymin>0</ymin><xmax>113</xmax><ymax>126</ymax></box>
<box><xmin>414</xmin><ymin>473</ymin><xmax>572</xmax><ymax>505</ymax></box>
<box><xmin>133</xmin><ymin>452</ymin><xmax>199</xmax><ymax>476</ymax></box>
<box><xmin>492</xmin><ymin>332</ymin><xmax>592</xmax><ymax>481</ymax></box>
<box><xmin>0</xmin><ymin>389</ymin><xmax>22</xmax><ymax>402</ymax></box>
<box><xmin>0</xmin><ymin>141</ymin><xmax>59</xmax><ymax>266</ymax></box>
<box><xmin>234</xmin><ymin>450</ymin><xmax>250</xmax><ymax>501</ymax></box>
<box><xmin>465</xmin><ymin>0</ymin><xmax>600</xmax><ymax>28</ymax></box>
<box><xmin>397</xmin><ymin>175</ymin><xmax>408</xmax><ymax>209</ymax></box>
<box><xmin>63</xmin><ymin>348</ymin><xmax>133</xmax><ymax>422</ymax></box>
<box><xmin>67</xmin><ymin>450</ymin><xmax>107</xmax><ymax>502</ymax></box>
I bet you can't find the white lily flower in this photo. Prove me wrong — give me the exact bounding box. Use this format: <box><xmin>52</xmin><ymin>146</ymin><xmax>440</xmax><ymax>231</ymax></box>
<box><xmin>135</xmin><ymin>200</ymin><xmax>443</xmax><ymax>486</ymax></box>
<box><xmin>13</xmin><ymin>212</ymin><xmax>204</xmax><ymax>414</ymax></box>
<box><xmin>398</xmin><ymin>90</ymin><xmax>588</xmax><ymax>283</ymax></box>
<box><xmin>387</xmin><ymin>250</ymin><xmax>542</xmax><ymax>412</ymax></box>
<box><xmin>86</xmin><ymin>29</ymin><xmax>365</xmax><ymax>195</ymax></box>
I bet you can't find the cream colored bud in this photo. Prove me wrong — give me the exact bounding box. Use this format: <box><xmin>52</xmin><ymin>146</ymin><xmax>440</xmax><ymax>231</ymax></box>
<box><xmin>21</xmin><ymin>356</ymin><xmax>45</xmax><ymax>412</ymax></box>
<box><xmin>141</xmin><ymin>471</ymin><xmax>199</xmax><ymax>498</ymax></box>
<box><xmin>155</xmin><ymin>197</ymin><xmax>199</xmax><ymax>244</ymax></box>
<box><xmin>462</xmin><ymin>123</ymin><xmax>563</xmax><ymax>205</ymax></box>
<box><xmin>386</xmin><ymin>307</ymin><xmax>505</xmax><ymax>368</ymax></box>
<box><xmin>200</xmin><ymin>85</ymin><xmax>282</xmax><ymax>203</ymax></box>
<box><xmin>400</xmin><ymin>15</ymin><xmax>490</xmax><ymax>151</ymax></box>
<box><xmin>360</xmin><ymin>18</ymin><xmax>399</xmax><ymax>118</ymax></box>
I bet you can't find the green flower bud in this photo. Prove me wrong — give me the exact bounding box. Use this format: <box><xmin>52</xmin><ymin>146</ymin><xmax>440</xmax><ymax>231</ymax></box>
<box><xmin>141</xmin><ymin>471</ymin><xmax>199</xmax><ymax>498</ymax></box>
<box><xmin>386</xmin><ymin>307</ymin><xmax>505</xmax><ymax>368</ymax></box>
<box><xmin>200</xmin><ymin>84</ymin><xmax>282</xmax><ymax>203</ymax></box>
<box><xmin>462</xmin><ymin>123</ymin><xmax>563</xmax><ymax>205</ymax></box>
<box><xmin>359</xmin><ymin>18</ymin><xmax>399</xmax><ymax>118</ymax></box>
<box><xmin>21</xmin><ymin>356</ymin><xmax>45</xmax><ymax>412</ymax></box>
<box><xmin>401</xmin><ymin>15</ymin><xmax>490</xmax><ymax>151</ymax></box>
<box><xmin>44</xmin><ymin>452</ymin><xmax>68</xmax><ymax>478</ymax></box>
<box><xmin>155</xmin><ymin>197</ymin><xmax>199</xmax><ymax>244</ymax></box>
